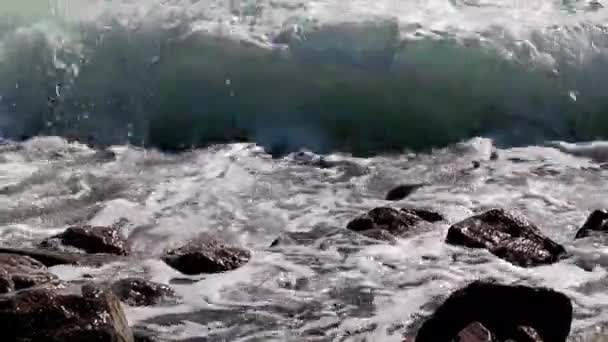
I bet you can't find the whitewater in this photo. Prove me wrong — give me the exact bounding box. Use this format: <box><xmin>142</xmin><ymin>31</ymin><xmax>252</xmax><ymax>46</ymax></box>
<box><xmin>2</xmin><ymin>0</ymin><xmax>608</xmax><ymax>341</ymax></box>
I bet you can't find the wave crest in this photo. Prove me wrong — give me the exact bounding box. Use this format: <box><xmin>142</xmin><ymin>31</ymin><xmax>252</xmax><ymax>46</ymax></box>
<box><xmin>0</xmin><ymin>10</ymin><xmax>607</xmax><ymax>154</ymax></box>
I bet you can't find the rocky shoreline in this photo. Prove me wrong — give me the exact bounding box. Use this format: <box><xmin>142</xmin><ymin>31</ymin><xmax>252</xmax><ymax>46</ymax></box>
<box><xmin>0</xmin><ymin>189</ymin><xmax>605</xmax><ymax>341</ymax></box>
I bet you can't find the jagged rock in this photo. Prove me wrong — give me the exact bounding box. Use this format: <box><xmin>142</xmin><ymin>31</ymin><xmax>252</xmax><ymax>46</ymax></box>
<box><xmin>575</xmin><ymin>209</ymin><xmax>608</xmax><ymax>239</ymax></box>
<box><xmin>0</xmin><ymin>246</ymin><xmax>124</xmax><ymax>267</ymax></box>
<box><xmin>0</xmin><ymin>287</ymin><xmax>134</xmax><ymax>342</ymax></box>
<box><xmin>347</xmin><ymin>207</ymin><xmax>444</xmax><ymax>240</ymax></box>
<box><xmin>445</xmin><ymin>209</ymin><xmax>567</xmax><ymax>267</ymax></box>
<box><xmin>385</xmin><ymin>184</ymin><xmax>425</xmax><ymax>201</ymax></box>
<box><xmin>111</xmin><ymin>278</ymin><xmax>177</xmax><ymax>306</ymax></box>
<box><xmin>162</xmin><ymin>236</ymin><xmax>251</xmax><ymax>275</ymax></box>
<box><xmin>0</xmin><ymin>254</ymin><xmax>58</xmax><ymax>293</ymax></box>
<box><xmin>406</xmin><ymin>208</ymin><xmax>444</xmax><ymax>223</ymax></box>
<box><xmin>456</xmin><ymin>322</ymin><xmax>495</xmax><ymax>342</ymax></box>
<box><xmin>415</xmin><ymin>281</ymin><xmax>572</xmax><ymax>342</ymax></box>
<box><xmin>40</xmin><ymin>225</ymin><xmax>128</xmax><ymax>255</ymax></box>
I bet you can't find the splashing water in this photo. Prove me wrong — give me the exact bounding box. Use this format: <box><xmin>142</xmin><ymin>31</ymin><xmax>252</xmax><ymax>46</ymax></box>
<box><xmin>2</xmin><ymin>1</ymin><xmax>608</xmax><ymax>341</ymax></box>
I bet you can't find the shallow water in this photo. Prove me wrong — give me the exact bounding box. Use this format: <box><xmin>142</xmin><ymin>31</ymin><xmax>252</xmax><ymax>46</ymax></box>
<box><xmin>0</xmin><ymin>136</ymin><xmax>607</xmax><ymax>340</ymax></box>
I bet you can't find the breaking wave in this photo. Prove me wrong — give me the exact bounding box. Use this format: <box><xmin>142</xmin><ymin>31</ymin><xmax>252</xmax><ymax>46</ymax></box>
<box><xmin>1</xmin><ymin>1</ymin><xmax>608</xmax><ymax>155</ymax></box>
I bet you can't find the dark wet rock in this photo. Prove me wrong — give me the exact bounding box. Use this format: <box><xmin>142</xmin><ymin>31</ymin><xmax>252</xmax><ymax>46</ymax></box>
<box><xmin>111</xmin><ymin>278</ymin><xmax>177</xmax><ymax>306</ymax></box>
<box><xmin>456</xmin><ymin>322</ymin><xmax>495</xmax><ymax>342</ymax></box>
<box><xmin>385</xmin><ymin>184</ymin><xmax>425</xmax><ymax>201</ymax></box>
<box><xmin>490</xmin><ymin>151</ymin><xmax>499</xmax><ymax>161</ymax></box>
<box><xmin>162</xmin><ymin>236</ymin><xmax>251</xmax><ymax>275</ymax></box>
<box><xmin>347</xmin><ymin>207</ymin><xmax>420</xmax><ymax>234</ymax></box>
<box><xmin>0</xmin><ymin>246</ymin><xmax>125</xmax><ymax>267</ymax></box>
<box><xmin>0</xmin><ymin>287</ymin><xmax>134</xmax><ymax>342</ymax></box>
<box><xmin>0</xmin><ymin>254</ymin><xmax>58</xmax><ymax>293</ymax></box>
<box><xmin>347</xmin><ymin>207</ymin><xmax>444</xmax><ymax>240</ymax></box>
<box><xmin>472</xmin><ymin>161</ymin><xmax>481</xmax><ymax>169</ymax></box>
<box><xmin>415</xmin><ymin>281</ymin><xmax>572</xmax><ymax>342</ymax></box>
<box><xmin>445</xmin><ymin>209</ymin><xmax>567</xmax><ymax>267</ymax></box>
<box><xmin>40</xmin><ymin>225</ymin><xmax>129</xmax><ymax>255</ymax></box>
<box><xmin>405</xmin><ymin>208</ymin><xmax>445</xmax><ymax>223</ymax></box>
<box><xmin>575</xmin><ymin>209</ymin><xmax>608</xmax><ymax>239</ymax></box>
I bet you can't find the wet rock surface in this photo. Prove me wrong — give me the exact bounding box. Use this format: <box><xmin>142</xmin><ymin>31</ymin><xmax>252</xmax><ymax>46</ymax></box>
<box><xmin>0</xmin><ymin>246</ymin><xmax>125</xmax><ymax>267</ymax></box>
<box><xmin>0</xmin><ymin>254</ymin><xmax>58</xmax><ymax>293</ymax></box>
<box><xmin>0</xmin><ymin>286</ymin><xmax>134</xmax><ymax>342</ymax></box>
<box><xmin>415</xmin><ymin>281</ymin><xmax>572</xmax><ymax>342</ymax></box>
<box><xmin>162</xmin><ymin>236</ymin><xmax>251</xmax><ymax>275</ymax></box>
<box><xmin>40</xmin><ymin>225</ymin><xmax>129</xmax><ymax>255</ymax></box>
<box><xmin>385</xmin><ymin>184</ymin><xmax>425</xmax><ymax>201</ymax></box>
<box><xmin>347</xmin><ymin>207</ymin><xmax>444</xmax><ymax>240</ymax></box>
<box><xmin>111</xmin><ymin>278</ymin><xmax>177</xmax><ymax>306</ymax></box>
<box><xmin>575</xmin><ymin>209</ymin><xmax>608</xmax><ymax>239</ymax></box>
<box><xmin>445</xmin><ymin>209</ymin><xmax>567</xmax><ymax>267</ymax></box>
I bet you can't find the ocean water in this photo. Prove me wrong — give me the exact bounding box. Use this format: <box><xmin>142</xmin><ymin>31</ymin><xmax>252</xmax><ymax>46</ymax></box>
<box><xmin>1</xmin><ymin>1</ymin><xmax>608</xmax><ymax>341</ymax></box>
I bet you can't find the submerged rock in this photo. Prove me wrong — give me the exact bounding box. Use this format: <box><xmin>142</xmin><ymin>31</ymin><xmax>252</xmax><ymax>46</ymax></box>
<box><xmin>405</xmin><ymin>208</ymin><xmax>444</xmax><ymax>223</ymax></box>
<box><xmin>385</xmin><ymin>184</ymin><xmax>425</xmax><ymax>201</ymax></box>
<box><xmin>358</xmin><ymin>228</ymin><xmax>399</xmax><ymax>243</ymax></box>
<box><xmin>575</xmin><ymin>209</ymin><xmax>608</xmax><ymax>239</ymax></box>
<box><xmin>415</xmin><ymin>281</ymin><xmax>572</xmax><ymax>342</ymax></box>
<box><xmin>0</xmin><ymin>254</ymin><xmax>58</xmax><ymax>293</ymax></box>
<box><xmin>347</xmin><ymin>207</ymin><xmax>444</xmax><ymax>241</ymax></box>
<box><xmin>40</xmin><ymin>225</ymin><xmax>129</xmax><ymax>256</ymax></box>
<box><xmin>0</xmin><ymin>246</ymin><xmax>123</xmax><ymax>267</ymax></box>
<box><xmin>269</xmin><ymin>225</ymin><xmax>397</xmax><ymax>252</ymax></box>
<box><xmin>0</xmin><ymin>287</ymin><xmax>134</xmax><ymax>342</ymax></box>
<box><xmin>162</xmin><ymin>236</ymin><xmax>251</xmax><ymax>275</ymax></box>
<box><xmin>445</xmin><ymin>209</ymin><xmax>567</xmax><ymax>267</ymax></box>
<box><xmin>111</xmin><ymin>278</ymin><xmax>177</xmax><ymax>306</ymax></box>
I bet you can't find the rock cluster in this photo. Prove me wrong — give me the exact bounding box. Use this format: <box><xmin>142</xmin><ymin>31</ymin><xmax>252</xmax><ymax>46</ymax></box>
<box><xmin>3</xmin><ymin>182</ymin><xmax>606</xmax><ymax>341</ymax></box>
<box><xmin>0</xmin><ymin>223</ymin><xmax>252</xmax><ymax>340</ymax></box>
